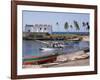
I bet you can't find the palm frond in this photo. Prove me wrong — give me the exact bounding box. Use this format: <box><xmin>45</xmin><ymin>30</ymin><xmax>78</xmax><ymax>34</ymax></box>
<box><xmin>64</xmin><ymin>22</ymin><xmax>69</xmax><ymax>30</ymax></box>
<box><xmin>74</xmin><ymin>20</ymin><xmax>80</xmax><ymax>30</ymax></box>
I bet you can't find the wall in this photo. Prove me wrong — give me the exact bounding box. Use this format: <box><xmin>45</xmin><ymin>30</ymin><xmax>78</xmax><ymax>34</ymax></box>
<box><xmin>0</xmin><ymin>0</ymin><xmax>100</xmax><ymax>80</ymax></box>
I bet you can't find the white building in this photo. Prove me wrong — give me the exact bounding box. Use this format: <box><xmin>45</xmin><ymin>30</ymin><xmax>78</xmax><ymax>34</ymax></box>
<box><xmin>25</xmin><ymin>24</ymin><xmax>52</xmax><ymax>33</ymax></box>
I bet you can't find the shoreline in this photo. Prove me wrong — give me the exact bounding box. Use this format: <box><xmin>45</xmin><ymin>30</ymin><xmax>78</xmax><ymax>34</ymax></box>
<box><xmin>23</xmin><ymin>51</ymin><xmax>89</xmax><ymax>68</ymax></box>
<box><xmin>42</xmin><ymin>58</ymin><xmax>89</xmax><ymax>68</ymax></box>
<box><xmin>23</xmin><ymin>32</ymin><xmax>89</xmax><ymax>41</ymax></box>
<box><xmin>23</xmin><ymin>58</ymin><xmax>89</xmax><ymax>68</ymax></box>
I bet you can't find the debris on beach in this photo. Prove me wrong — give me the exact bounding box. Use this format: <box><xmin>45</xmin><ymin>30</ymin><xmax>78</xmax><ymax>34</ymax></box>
<box><xmin>56</xmin><ymin>51</ymin><xmax>89</xmax><ymax>62</ymax></box>
<box><xmin>56</xmin><ymin>55</ymin><xmax>68</xmax><ymax>62</ymax></box>
<box><xmin>69</xmin><ymin>53</ymin><xmax>89</xmax><ymax>61</ymax></box>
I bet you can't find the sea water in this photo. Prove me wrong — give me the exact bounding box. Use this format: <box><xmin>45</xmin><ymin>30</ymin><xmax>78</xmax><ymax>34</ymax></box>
<box><xmin>22</xmin><ymin>40</ymin><xmax>89</xmax><ymax>57</ymax></box>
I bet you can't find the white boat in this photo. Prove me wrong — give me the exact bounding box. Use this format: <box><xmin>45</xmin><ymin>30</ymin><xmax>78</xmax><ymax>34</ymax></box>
<box><xmin>37</xmin><ymin>40</ymin><xmax>73</xmax><ymax>51</ymax></box>
<box><xmin>39</xmin><ymin>48</ymin><xmax>57</xmax><ymax>51</ymax></box>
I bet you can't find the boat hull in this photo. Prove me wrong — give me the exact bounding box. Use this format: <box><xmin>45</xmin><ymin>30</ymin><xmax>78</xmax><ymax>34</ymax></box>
<box><xmin>23</xmin><ymin>54</ymin><xmax>57</xmax><ymax>65</ymax></box>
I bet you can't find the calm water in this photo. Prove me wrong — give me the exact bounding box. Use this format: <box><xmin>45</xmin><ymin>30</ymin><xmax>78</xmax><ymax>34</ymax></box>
<box><xmin>23</xmin><ymin>40</ymin><xmax>89</xmax><ymax>57</ymax></box>
<box><xmin>52</xmin><ymin>32</ymin><xmax>89</xmax><ymax>35</ymax></box>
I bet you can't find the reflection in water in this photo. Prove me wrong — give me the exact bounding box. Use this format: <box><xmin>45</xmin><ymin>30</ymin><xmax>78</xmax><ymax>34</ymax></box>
<box><xmin>23</xmin><ymin>40</ymin><xmax>89</xmax><ymax>57</ymax></box>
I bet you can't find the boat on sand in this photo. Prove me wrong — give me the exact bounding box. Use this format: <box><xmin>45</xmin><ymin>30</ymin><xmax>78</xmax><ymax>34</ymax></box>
<box><xmin>23</xmin><ymin>54</ymin><xmax>58</xmax><ymax>65</ymax></box>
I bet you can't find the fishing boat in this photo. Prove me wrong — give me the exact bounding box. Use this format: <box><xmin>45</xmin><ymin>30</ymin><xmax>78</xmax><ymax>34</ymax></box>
<box><xmin>39</xmin><ymin>48</ymin><xmax>57</xmax><ymax>51</ymax></box>
<box><xmin>39</xmin><ymin>43</ymin><xmax>65</xmax><ymax>51</ymax></box>
<box><xmin>23</xmin><ymin>54</ymin><xmax>58</xmax><ymax>65</ymax></box>
<box><xmin>39</xmin><ymin>40</ymin><xmax>74</xmax><ymax>51</ymax></box>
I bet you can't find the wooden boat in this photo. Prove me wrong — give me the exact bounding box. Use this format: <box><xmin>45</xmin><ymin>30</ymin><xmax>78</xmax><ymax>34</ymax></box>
<box><xmin>23</xmin><ymin>54</ymin><xmax>58</xmax><ymax>65</ymax></box>
<box><xmin>67</xmin><ymin>37</ymin><xmax>81</xmax><ymax>41</ymax></box>
<box><xmin>36</xmin><ymin>40</ymin><xmax>66</xmax><ymax>48</ymax></box>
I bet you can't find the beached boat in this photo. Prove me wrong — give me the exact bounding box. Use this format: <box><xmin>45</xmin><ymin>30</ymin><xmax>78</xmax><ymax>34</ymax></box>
<box><xmin>23</xmin><ymin>54</ymin><xmax>58</xmax><ymax>65</ymax></box>
<box><xmin>67</xmin><ymin>37</ymin><xmax>81</xmax><ymax>41</ymax></box>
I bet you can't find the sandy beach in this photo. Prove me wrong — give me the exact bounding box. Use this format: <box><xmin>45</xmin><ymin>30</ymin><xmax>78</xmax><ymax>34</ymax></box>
<box><xmin>42</xmin><ymin>58</ymin><xmax>89</xmax><ymax>68</ymax></box>
<box><xmin>23</xmin><ymin>50</ymin><xmax>89</xmax><ymax>68</ymax></box>
<box><xmin>41</xmin><ymin>51</ymin><xmax>89</xmax><ymax>68</ymax></box>
<box><xmin>23</xmin><ymin>58</ymin><xmax>89</xmax><ymax>68</ymax></box>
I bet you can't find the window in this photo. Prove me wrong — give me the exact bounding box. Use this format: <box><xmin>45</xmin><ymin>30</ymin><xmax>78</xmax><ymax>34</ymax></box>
<box><xmin>40</xmin><ymin>28</ymin><xmax>42</xmax><ymax>30</ymax></box>
<box><xmin>28</xmin><ymin>30</ymin><xmax>30</xmax><ymax>32</ymax></box>
<box><xmin>44</xmin><ymin>28</ymin><xmax>46</xmax><ymax>30</ymax></box>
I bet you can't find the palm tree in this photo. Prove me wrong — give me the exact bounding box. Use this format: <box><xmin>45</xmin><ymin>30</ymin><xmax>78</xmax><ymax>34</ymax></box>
<box><xmin>56</xmin><ymin>22</ymin><xmax>60</xmax><ymax>32</ymax></box>
<box><xmin>82</xmin><ymin>22</ymin><xmax>90</xmax><ymax>31</ymax></box>
<box><xmin>56</xmin><ymin>22</ymin><xmax>59</xmax><ymax>26</ymax></box>
<box><xmin>82</xmin><ymin>22</ymin><xmax>86</xmax><ymax>27</ymax></box>
<box><xmin>64</xmin><ymin>21</ymin><xmax>69</xmax><ymax>31</ymax></box>
<box><xmin>73</xmin><ymin>20</ymin><xmax>80</xmax><ymax>31</ymax></box>
<box><xmin>70</xmin><ymin>25</ymin><xmax>73</xmax><ymax>28</ymax></box>
<box><xmin>86</xmin><ymin>22</ymin><xmax>90</xmax><ymax>30</ymax></box>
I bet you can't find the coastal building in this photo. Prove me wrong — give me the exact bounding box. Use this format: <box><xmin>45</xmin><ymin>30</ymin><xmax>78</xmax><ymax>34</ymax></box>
<box><xmin>25</xmin><ymin>24</ymin><xmax>52</xmax><ymax>33</ymax></box>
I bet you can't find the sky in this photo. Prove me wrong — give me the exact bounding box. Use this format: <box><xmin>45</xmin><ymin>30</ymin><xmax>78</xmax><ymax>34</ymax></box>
<box><xmin>22</xmin><ymin>10</ymin><xmax>90</xmax><ymax>32</ymax></box>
